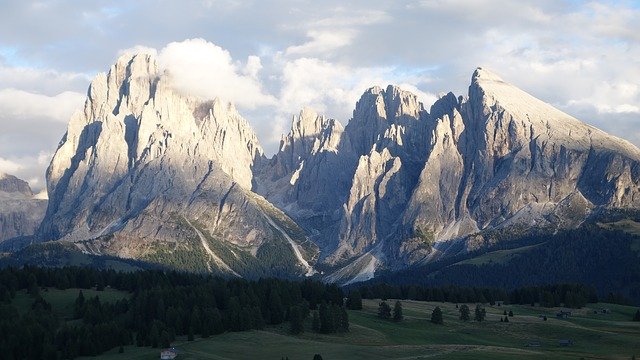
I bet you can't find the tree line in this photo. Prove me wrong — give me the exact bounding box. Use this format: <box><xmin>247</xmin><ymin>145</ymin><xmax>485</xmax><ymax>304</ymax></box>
<box><xmin>0</xmin><ymin>267</ymin><xmax>348</xmax><ymax>359</ymax></box>
<box><xmin>350</xmin><ymin>283</ymin><xmax>603</xmax><ymax>308</ymax></box>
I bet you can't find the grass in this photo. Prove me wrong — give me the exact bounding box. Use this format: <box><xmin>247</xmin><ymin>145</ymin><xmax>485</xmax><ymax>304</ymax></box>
<box><xmin>597</xmin><ymin>220</ymin><xmax>640</xmax><ymax>254</ymax></box>
<box><xmin>11</xmin><ymin>287</ymin><xmax>131</xmax><ymax>319</ymax></box>
<box><xmin>457</xmin><ymin>243</ymin><xmax>543</xmax><ymax>265</ymax></box>
<box><xmin>86</xmin><ymin>299</ymin><xmax>640</xmax><ymax>360</ymax></box>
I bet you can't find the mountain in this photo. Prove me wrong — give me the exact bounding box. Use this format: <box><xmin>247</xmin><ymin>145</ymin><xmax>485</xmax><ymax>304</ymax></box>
<box><xmin>258</xmin><ymin>68</ymin><xmax>640</xmax><ymax>283</ymax></box>
<box><xmin>23</xmin><ymin>54</ymin><xmax>640</xmax><ymax>284</ymax></box>
<box><xmin>37</xmin><ymin>53</ymin><xmax>318</xmax><ymax>277</ymax></box>
<box><xmin>0</xmin><ymin>172</ymin><xmax>47</xmax><ymax>243</ymax></box>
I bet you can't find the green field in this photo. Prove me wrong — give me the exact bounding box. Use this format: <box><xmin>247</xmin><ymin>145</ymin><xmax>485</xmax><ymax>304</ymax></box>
<box><xmin>79</xmin><ymin>298</ymin><xmax>640</xmax><ymax>360</ymax></box>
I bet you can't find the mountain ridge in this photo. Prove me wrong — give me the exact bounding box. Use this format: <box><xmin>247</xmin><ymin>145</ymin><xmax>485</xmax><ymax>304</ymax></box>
<box><xmin>15</xmin><ymin>54</ymin><xmax>640</xmax><ymax>284</ymax></box>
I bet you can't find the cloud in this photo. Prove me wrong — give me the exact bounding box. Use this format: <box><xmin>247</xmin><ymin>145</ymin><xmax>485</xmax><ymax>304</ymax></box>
<box><xmin>0</xmin><ymin>89</ymin><xmax>85</xmax><ymax>122</ymax></box>
<box><xmin>157</xmin><ymin>38</ymin><xmax>276</xmax><ymax>109</ymax></box>
<box><xmin>0</xmin><ymin>157</ymin><xmax>22</xmax><ymax>175</ymax></box>
<box><xmin>272</xmin><ymin>57</ymin><xmax>437</xmax><ymax>144</ymax></box>
<box><xmin>285</xmin><ymin>29</ymin><xmax>356</xmax><ymax>57</ymax></box>
<box><xmin>0</xmin><ymin>151</ymin><xmax>51</xmax><ymax>192</ymax></box>
<box><xmin>0</xmin><ymin>63</ymin><xmax>90</xmax><ymax>95</ymax></box>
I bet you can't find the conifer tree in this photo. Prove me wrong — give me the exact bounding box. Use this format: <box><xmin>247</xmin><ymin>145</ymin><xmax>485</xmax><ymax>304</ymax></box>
<box><xmin>289</xmin><ymin>305</ymin><xmax>304</xmax><ymax>335</ymax></box>
<box><xmin>393</xmin><ymin>301</ymin><xmax>403</xmax><ymax>322</ymax></box>
<box><xmin>459</xmin><ymin>304</ymin><xmax>470</xmax><ymax>321</ymax></box>
<box><xmin>474</xmin><ymin>304</ymin><xmax>486</xmax><ymax>322</ymax></box>
<box><xmin>378</xmin><ymin>301</ymin><xmax>391</xmax><ymax>319</ymax></box>
<box><xmin>346</xmin><ymin>291</ymin><xmax>363</xmax><ymax>310</ymax></box>
<box><xmin>312</xmin><ymin>311</ymin><xmax>320</xmax><ymax>332</ymax></box>
<box><xmin>431</xmin><ymin>306</ymin><xmax>443</xmax><ymax>324</ymax></box>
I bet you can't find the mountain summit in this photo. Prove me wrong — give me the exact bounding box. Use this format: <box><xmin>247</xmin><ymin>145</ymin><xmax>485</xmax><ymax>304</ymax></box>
<box><xmin>34</xmin><ymin>58</ymin><xmax>640</xmax><ymax>283</ymax></box>
<box><xmin>38</xmin><ymin>53</ymin><xmax>317</xmax><ymax>277</ymax></box>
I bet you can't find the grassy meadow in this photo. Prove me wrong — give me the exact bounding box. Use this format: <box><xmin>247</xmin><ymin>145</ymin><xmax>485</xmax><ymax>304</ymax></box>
<box><xmin>62</xmin><ymin>297</ymin><xmax>640</xmax><ymax>360</ymax></box>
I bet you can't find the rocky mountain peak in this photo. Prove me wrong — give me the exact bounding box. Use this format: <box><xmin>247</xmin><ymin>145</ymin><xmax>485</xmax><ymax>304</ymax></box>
<box><xmin>288</xmin><ymin>107</ymin><xmax>327</xmax><ymax>142</ymax></box>
<box><xmin>0</xmin><ymin>173</ymin><xmax>47</xmax><ymax>243</ymax></box>
<box><xmin>0</xmin><ymin>173</ymin><xmax>34</xmax><ymax>197</ymax></box>
<box><xmin>346</xmin><ymin>85</ymin><xmax>426</xmax><ymax>156</ymax></box>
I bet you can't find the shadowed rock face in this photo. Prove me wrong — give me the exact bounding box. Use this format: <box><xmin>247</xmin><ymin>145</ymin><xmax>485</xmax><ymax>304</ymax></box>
<box><xmin>38</xmin><ymin>55</ymin><xmax>640</xmax><ymax>282</ymax></box>
<box><xmin>0</xmin><ymin>173</ymin><xmax>47</xmax><ymax>243</ymax></box>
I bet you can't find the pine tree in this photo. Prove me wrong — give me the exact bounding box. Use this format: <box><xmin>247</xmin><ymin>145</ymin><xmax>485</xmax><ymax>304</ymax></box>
<box><xmin>431</xmin><ymin>306</ymin><xmax>443</xmax><ymax>324</ymax></box>
<box><xmin>338</xmin><ymin>307</ymin><xmax>349</xmax><ymax>332</ymax></box>
<box><xmin>160</xmin><ymin>330</ymin><xmax>170</xmax><ymax>348</ymax></box>
<box><xmin>289</xmin><ymin>306</ymin><xmax>304</xmax><ymax>335</ymax></box>
<box><xmin>312</xmin><ymin>311</ymin><xmax>320</xmax><ymax>332</ymax></box>
<box><xmin>508</xmin><ymin>310</ymin><xmax>514</xmax><ymax>317</ymax></box>
<box><xmin>346</xmin><ymin>291</ymin><xmax>363</xmax><ymax>310</ymax></box>
<box><xmin>149</xmin><ymin>323</ymin><xmax>160</xmax><ymax>348</ymax></box>
<box><xmin>269</xmin><ymin>291</ymin><xmax>285</xmax><ymax>324</ymax></box>
<box><xmin>319</xmin><ymin>302</ymin><xmax>334</xmax><ymax>333</ymax></box>
<box><xmin>474</xmin><ymin>304</ymin><xmax>486</xmax><ymax>322</ymax></box>
<box><xmin>504</xmin><ymin>316</ymin><xmax>509</xmax><ymax>323</ymax></box>
<box><xmin>633</xmin><ymin>309</ymin><xmax>640</xmax><ymax>322</ymax></box>
<box><xmin>378</xmin><ymin>301</ymin><xmax>391</xmax><ymax>319</ymax></box>
<box><xmin>313</xmin><ymin>355</ymin><xmax>323</xmax><ymax>360</ymax></box>
<box><xmin>393</xmin><ymin>301</ymin><xmax>403</xmax><ymax>322</ymax></box>
<box><xmin>74</xmin><ymin>290</ymin><xmax>85</xmax><ymax>318</ymax></box>
<box><xmin>459</xmin><ymin>304</ymin><xmax>470</xmax><ymax>321</ymax></box>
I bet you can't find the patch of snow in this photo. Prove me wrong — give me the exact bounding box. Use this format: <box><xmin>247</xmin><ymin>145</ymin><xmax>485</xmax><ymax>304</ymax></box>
<box><xmin>289</xmin><ymin>160</ymin><xmax>304</xmax><ymax>185</ymax></box>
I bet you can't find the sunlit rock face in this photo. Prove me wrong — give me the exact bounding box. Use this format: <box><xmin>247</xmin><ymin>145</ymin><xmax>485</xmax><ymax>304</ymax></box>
<box><xmin>39</xmin><ymin>53</ymin><xmax>317</xmax><ymax>277</ymax></box>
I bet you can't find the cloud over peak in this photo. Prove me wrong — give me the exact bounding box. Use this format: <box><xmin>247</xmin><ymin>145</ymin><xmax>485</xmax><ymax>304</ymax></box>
<box><xmin>157</xmin><ymin>38</ymin><xmax>276</xmax><ymax>109</ymax></box>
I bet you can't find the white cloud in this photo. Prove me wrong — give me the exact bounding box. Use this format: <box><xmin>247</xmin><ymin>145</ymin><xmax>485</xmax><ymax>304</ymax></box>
<box><xmin>0</xmin><ymin>157</ymin><xmax>22</xmax><ymax>175</ymax></box>
<box><xmin>0</xmin><ymin>64</ymin><xmax>90</xmax><ymax>95</ymax></box>
<box><xmin>0</xmin><ymin>151</ymin><xmax>52</xmax><ymax>191</ymax></box>
<box><xmin>0</xmin><ymin>89</ymin><xmax>84</xmax><ymax>122</ymax></box>
<box><xmin>285</xmin><ymin>29</ymin><xmax>356</xmax><ymax>56</ymax></box>
<box><xmin>273</xmin><ymin>57</ymin><xmax>437</xmax><ymax>143</ymax></box>
<box><xmin>157</xmin><ymin>38</ymin><xmax>276</xmax><ymax>109</ymax></box>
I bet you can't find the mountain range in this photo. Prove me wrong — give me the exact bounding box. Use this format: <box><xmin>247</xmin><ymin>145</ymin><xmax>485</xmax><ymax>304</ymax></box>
<box><xmin>3</xmin><ymin>53</ymin><xmax>640</xmax><ymax>286</ymax></box>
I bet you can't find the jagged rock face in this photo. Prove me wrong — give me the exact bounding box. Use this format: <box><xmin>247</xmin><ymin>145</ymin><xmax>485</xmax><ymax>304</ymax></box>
<box><xmin>34</xmin><ymin>55</ymin><xmax>640</xmax><ymax>282</ymax></box>
<box><xmin>0</xmin><ymin>173</ymin><xmax>47</xmax><ymax>243</ymax></box>
<box><xmin>406</xmin><ymin>69</ymin><xmax>640</xmax><ymax>245</ymax></box>
<box><xmin>0</xmin><ymin>173</ymin><xmax>34</xmax><ymax>196</ymax></box>
<box><xmin>260</xmin><ymin>69</ymin><xmax>640</xmax><ymax>282</ymax></box>
<box><xmin>257</xmin><ymin>85</ymin><xmax>430</xmax><ymax>271</ymax></box>
<box><xmin>38</xmin><ymin>54</ymin><xmax>317</xmax><ymax>276</ymax></box>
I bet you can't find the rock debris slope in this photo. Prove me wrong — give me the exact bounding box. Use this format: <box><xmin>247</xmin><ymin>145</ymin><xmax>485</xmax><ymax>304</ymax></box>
<box><xmin>37</xmin><ymin>55</ymin><xmax>640</xmax><ymax>282</ymax></box>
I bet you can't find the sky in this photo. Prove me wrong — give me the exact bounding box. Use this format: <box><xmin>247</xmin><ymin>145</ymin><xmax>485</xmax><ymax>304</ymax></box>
<box><xmin>0</xmin><ymin>0</ymin><xmax>639</xmax><ymax>192</ymax></box>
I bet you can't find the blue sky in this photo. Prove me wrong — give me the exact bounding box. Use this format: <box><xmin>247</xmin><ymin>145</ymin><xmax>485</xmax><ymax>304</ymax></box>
<box><xmin>0</xmin><ymin>0</ymin><xmax>639</xmax><ymax>191</ymax></box>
